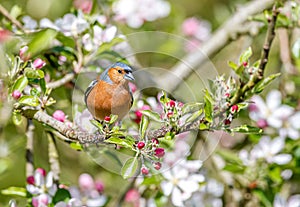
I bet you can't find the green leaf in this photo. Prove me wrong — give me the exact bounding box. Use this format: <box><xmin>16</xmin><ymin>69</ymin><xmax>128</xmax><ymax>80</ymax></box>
<box><xmin>230</xmin><ymin>125</ymin><xmax>263</xmax><ymax>134</ymax></box>
<box><xmin>27</xmin><ymin>29</ymin><xmax>58</xmax><ymax>57</ymax></box>
<box><xmin>139</xmin><ymin>115</ymin><xmax>149</xmax><ymax>140</ymax></box>
<box><xmin>253</xmin><ymin>189</ymin><xmax>272</xmax><ymax>207</ymax></box>
<box><xmin>186</xmin><ymin>109</ymin><xmax>202</xmax><ymax>123</ymax></box>
<box><xmin>204</xmin><ymin>90</ymin><xmax>213</xmax><ymax>123</ymax></box>
<box><xmin>52</xmin><ymin>188</ymin><xmax>71</xmax><ymax>204</ymax></box>
<box><xmin>90</xmin><ymin>120</ymin><xmax>104</xmax><ymax>133</ymax></box>
<box><xmin>239</xmin><ymin>47</ymin><xmax>252</xmax><ymax>64</ymax></box>
<box><xmin>10</xmin><ymin>5</ymin><xmax>22</xmax><ymax>19</ymax></box>
<box><xmin>199</xmin><ymin>122</ymin><xmax>209</xmax><ymax>130</ymax></box>
<box><xmin>70</xmin><ymin>142</ymin><xmax>83</xmax><ymax>151</ymax></box>
<box><xmin>159</xmin><ymin>91</ymin><xmax>170</xmax><ymax>104</ymax></box>
<box><xmin>109</xmin><ymin>114</ymin><xmax>118</xmax><ymax>124</ymax></box>
<box><xmin>18</xmin><ymin>95</ymin><xmax>40</xmax><ymax>107</ymax></box>
<box><xmin>12</xmin><ymin>111</ymin><xmax>23</xmax><ymax>125</ymax></box>
<box><xmin>223</xmin><ymin>163</ymin><xmax>245</xmax><ymax>173</ymax></box>
<box><xmin>30</xmin><ymin>87</ymin><xmax>41</xmax><ymax>97</ymax></box>
<box><xmin>104</xmin><ymin>137</ymin><xmax>134</xmax><ymax>149</ymax></box>
<box><xmin>141</xmin><ymin>110</ymin><xmax>161</xmax><ymax>122</ymax></box>
<box><xmin>24</xmin><ymin>68</ymin><xmax>44</xmax><ymax>79</ymax></box>
<box><xmin>164</xmin><ymin>131</ymin><xmax>175</xmax><ymax>140</ymax></box>
<box><xmin>182</xmin><ymin>102</ymin><xmax>203</xmax><ymax>115</ymax></box>
<box><xmin>97</xmin><ymin>37</ymin><xmax>125</xmax><ymax>55</ymax></box>
<box><xmin>121</xmin><ymin>157</ymin><xmax>139</xmax><ymax>179</ymax></box>
<box><xmin>217</xmin><ymin>150</ymin><xmax>243</xmax><ymax>164</ymax></box>
<box><xmin>269</xmin><ymin>167</ymin><xmax>282</xmax><ymax>183</ymax></box>
<box><xmin>11</xmin><ymin>75</ymin><xmax>28</xmax><ymax>93</ymax></box>
<box><xmin>228</xmin><ymin>60</ymin><xmax>238</xmax><ymax>70</ymax></box>
<box><xmin>252</xmin><ymin>73</ymin><xmax>281</xmax><ymax>94</ymax></box>
<box><xmin>39</xmin><ymin>78</ymin><xmax>46</xmax><ymax>93</ymax></box>
<box><xmin>1</xmin><ymin>187</ymin><xmax>26</xmax><ymax>197</ymax></box>
<box><xmin>56</xmin><ymin>33</ymin><xmax>75</xmax><ymax>48</ymax></box>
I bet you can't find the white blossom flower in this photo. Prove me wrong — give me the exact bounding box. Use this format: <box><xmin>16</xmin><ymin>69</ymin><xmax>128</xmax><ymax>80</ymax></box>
<box><xmin>22</xmin><ymin>16</ymin><xmax>38</xmax><ymax>30</ymax></box>
<box><xmin>274</xmin><ymin>194</ymin><xmax>300</xmax><ymax>207</ymax></box>
<box><xmin>54</xmin><ymin>12</ymin><xmax>89</xmax><ymax>36</ymax></box>
<box><xmin>161</xmin><ymin>160</ymin><xmax>204</xmax><ymax>206</ymax></box>
<box><xmin>250</xmin><ymin>136</ymin><xmax>292</xmax><ymax>165</ymax></box>
<box><xmin>74</xmin><ymin>108</ymin><xmax>97</xmax><ymax>133</ymax></box>
<box><xmin>113</xmin><ymin>0</ymin><xmax>170</xmax><ymax>28</ymax></box>
<box><xmin>26</xmin><ymin>169</ymin><xmax>57</xmax><ymax>205</ymax></box>
<box><xmin>250</xmin><ymin>90</ymin><xmax>300</xmax><ymax>139</ymax></box>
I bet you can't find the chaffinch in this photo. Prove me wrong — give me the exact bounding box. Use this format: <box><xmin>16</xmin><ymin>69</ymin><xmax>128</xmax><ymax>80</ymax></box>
<box><xmin>84</xmin><ymin>62</ymin><xmax>135</xmax><ymax>121</ymax></box>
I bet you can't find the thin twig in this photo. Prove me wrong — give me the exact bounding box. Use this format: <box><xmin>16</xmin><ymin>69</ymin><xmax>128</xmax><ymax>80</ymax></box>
<box><xmin>157</xmin><ymin>0</ymin><xmax>275</xmax><ymax>92</ymax></box>
<box><xmin>47</xmin><ymin>73</ymin><xmax>75</xmax><ymax>89</ymax></box>
<box><xmin>230</xmin><ymin>5</ymin><xmax>279</xmax><ymax>105</ymax></box>
<box><xmin>26</xmin><ymin>120</ymin><xmax>35</xmax><ymax>177</ymax></box>
<box><xmin>47</xmin><ymin>132</ymin><xmax>60</xmax><ymax>184</ymax></box>
<box><xmin>0</xmin><ymin>4</ymin><xmax>25</xmax><ymax>31</ymax></box>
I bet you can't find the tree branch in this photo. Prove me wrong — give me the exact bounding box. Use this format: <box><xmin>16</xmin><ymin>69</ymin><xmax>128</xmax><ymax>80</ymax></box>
<box><xmin>0</xmin><ymin>4</ymin><xmax>25</xmax><ymax>31</ymax></box>
<box><xmin>47</xmin><ymin>73</ymin><xmax>75</xmax><ymax>89</ymax></box>
<box><xmin>157</xmin><ymin>0</ymin><xmax>275</xmax><ymax>92</ymax></box>
<box><xmin>26</xmin><ymin>120</ymin><xmax>35</xmax><ymax>177</ymax></box>
<box><xmin>231</xmin><ymin>4</ymin><xmax>279</xmax><ymax>105</ymax></box>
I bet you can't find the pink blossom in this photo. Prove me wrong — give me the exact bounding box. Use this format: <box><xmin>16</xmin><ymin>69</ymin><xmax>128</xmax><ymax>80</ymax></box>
<box><xmin>182</xmin><ymin>17</ymin><xmax>200</xmax><ymax>36</ymax></box>
<box><xmin>26</xmin><ymin>175</ymin><xmax>35</xmax><ymax>185</ymax></box>
<box><xmin>74</xmin><ymin>0</ymin><xmax>93</xmax><ymax>14</ymax></box>
<box><xmin>33</xmin><ymin>58</ymin><xmax>46</xmax><ymax>69</ymax></box>
<box><xmin>154</xmin><ymin>148</ymin><xmax>165</xmax><ymax>158</ymax></box>
<box><xmin>0</xmin><ymin>29</ymin><xmax>11</xmax><ymax>42</ymax></box>
<box><xmin>125</xmin><ymin>189</ymin><xmax>140</xmax><ymax>207</ymax></box>
<box><xmin>141</xmin><ymin>166</ymin><xmax>149</xmax><ymax>175</ymax></box>
<box><xmin>52</xmin><ymin>110</ymin><xmax>66</xmax><ymax>122</ymax></box>
<box><xmin>79</xmin><ymin>173</ymin><xmax>94</xmax><ymax>191</ymax></box>
<box><xmin>12</xmin><ymin>90</ymin><xmax>21</xmax><ymax>99</ymax></box>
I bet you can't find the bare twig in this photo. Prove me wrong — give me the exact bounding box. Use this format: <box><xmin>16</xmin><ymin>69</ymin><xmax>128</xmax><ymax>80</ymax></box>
<box><xmin>47</xmin><ymin>132</ymin><xmax>60</xmax><ymax>183</ymax></box>
<box><xmin>0</xmin><ymin>4</ymin><xmax>25</xmax><ymax>31</ymax></box>
<box><xmin>26</xmin><ymin>120</ymin><xmax>35</xmax><ymax>177</ymax></box>
<box><xmin>157</xmin><ymin>0</ymin><xmax>275</xmax><ymax>92</ymax></box>
<box><xmin>47</xmin><ymin>73</ymin><xmax>75</xmax><ymax>89</ymax></box>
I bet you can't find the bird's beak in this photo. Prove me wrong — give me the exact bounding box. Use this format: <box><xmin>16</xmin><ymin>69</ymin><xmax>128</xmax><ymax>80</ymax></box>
<box><xmin>124</xmin><ymin>73</ymin><xmax>135</xmax><ymax>81</ymax></box>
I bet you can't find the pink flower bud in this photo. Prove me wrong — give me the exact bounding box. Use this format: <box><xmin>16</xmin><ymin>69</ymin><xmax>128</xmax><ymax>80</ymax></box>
<box><xmin>36</xmin><ymin>168</ymin><xmax>46</xmax><ymax>177</ymax></box>
<box><xmin>26</xmin><ymin>175</ymin><xmax>35</xmax><ymax>185</ymax></box>
<box><xmin>19</xmin><ymin>46</ymin><xmax>29</xmax><ymax>61</ymax></box>
<box><xmin>154</xmin><ymin>148</ymin><xmax>165</xmax><ymax>158</ymax></box>
<box><xmin>151</xmin><ymin>138</ymin><xmax>159</xmax><ymax>145</ymax></box>
<box><xmin>79</xmin><ymin>173</ymin><xmax>94</xmax><ymax>190</ymax></box>
<box><xmin>125</xmin><ymin>189</ymin><xmax>140</xmax><ymax>203</ymax></box>
<box><xmin>141</xmin><ymin>105</ymin><xmax>151</xmax><ymax>110</ymax></box>
<box><xmin>153</xmin><ymin>162</ymin><xmax>161</xmax><ymax>170</ymax></box>
<box><xmin>167</xmin><ymin>111</ymin><xmax>173</xmax><ymax>118</ymax></box>
<box><xmin>137</xmin><ymin>141</ymin><xmax>145</xmax><ymax>149</ymax></box>
<box><xmin>225</xmin><ymin>93</ymin><xmax>230</xmax><ymax>98</ymax></box>
<box><xmin>182</xmin><ymin>17</ymin><xmax>200</xmax><ymax>36</ymax></box>
<box><xmin>230</xmin><ymin>105</ymin><xmax>239</xmax><ymax>113</ymax></box>
<box><xmin>141</xmin><ymin>166</ymin><xmax>149</xmax><ymax>175</ymax></box>
<box><xmin>243</xmin><ymin>61</ymin><xmax>248</xmax><ymax>67</ymax></box>
<box><xmin>53</xmin><ymin>110</ymin><xmax>66</xmax><ymax>122</ymax></box>
<box><xmin>12</xmin><ymin>90</ymin><xmax>21</xmax><ymax>99</ymax></box>
<box><xmin>178</xmin><ymin>102</ymin><xmax>184</xmax><ymax>107</ymax></box>
<box><xmin>224</xmin><ymin>119</ymin><xmax>231</xmax><ymax>125</ymax></box>
<box><xmin>95</xmin><ymin>181</ymin><xmax>104</xmax><ymax>193</ymax></box>
<box><xmin>104</xmin><ymin>116</ymin><xmax>111</xmax><ymax>122</ymax></box>
<box><xmin>167</xmin><ymin>100</ymin><xmax>176</xmax><ymax>108</ymax></box>
<box><xmin>74</xmin><ymin>0</ymin><xmax>93</xmax><ymax>14</ymax></box>
<box><xmin>33</xmin><ymin>58</ymin><xmax>46</xmax><ymax>69</ymax></box>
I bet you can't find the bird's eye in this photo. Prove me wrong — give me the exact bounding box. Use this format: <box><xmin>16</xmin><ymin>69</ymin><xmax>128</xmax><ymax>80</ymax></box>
<box><xmin>118</xmin><ymin>69</ymin><xmax>122</xmax><ymax>74</ymax></box>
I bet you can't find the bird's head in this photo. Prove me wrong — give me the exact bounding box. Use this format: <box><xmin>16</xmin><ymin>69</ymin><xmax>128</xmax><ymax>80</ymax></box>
<box><xmin>101</xmin><ymin>62</ymin><xmax>135</xmax><ymax>84</ymax></box>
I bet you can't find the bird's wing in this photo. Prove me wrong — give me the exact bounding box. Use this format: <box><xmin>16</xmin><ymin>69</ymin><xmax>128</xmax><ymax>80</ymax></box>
<box><xmin>129</xmin><ymin>86</ymin><xmax>134</xmax><ymax>107</ymax></box>
<box><xmin>84</xmin><ymin>79</ymin><xmax>98</xmax><ymax>105</ymax></box>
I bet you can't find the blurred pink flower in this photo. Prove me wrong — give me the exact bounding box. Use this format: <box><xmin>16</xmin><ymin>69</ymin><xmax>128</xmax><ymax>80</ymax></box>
<box><xmin>182</xmin><ymin>17</ymin><xmax>199</xmax><ymax>36</ymax></box>
<box><xmin>74</xmin><ymin>0</ymin><xmax>93</xmax><ymax>14</ymax></box>
<box><xmin>12</xmin><ymin>90</ymin><xmax>21</xmax><ymax>100</ymax></box>
<box><xmin>125</xmin><ymin>189</ymin><xmax>140</xmax><ymax>207</ymax></box>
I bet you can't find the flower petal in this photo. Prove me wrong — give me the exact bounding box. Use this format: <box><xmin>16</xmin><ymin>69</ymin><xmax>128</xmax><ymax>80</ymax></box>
<box><xmin>272</xmin><ymin>154</ymin><xmax>292</xmax><ymax>165</ymax></box>
<box><xmin>266</xmin><ymin>90</ymin><xmax>282</xmax><ymax>110</ymax></box>
<box><xmin>270</xmin><ymin>137</ymin><xmax>285</xmax><ymax>155</ymax></box>
<box><xmin>161</xmin><ymin>181</ymin><xmax>173</xmax><ymax>196</ymax></box>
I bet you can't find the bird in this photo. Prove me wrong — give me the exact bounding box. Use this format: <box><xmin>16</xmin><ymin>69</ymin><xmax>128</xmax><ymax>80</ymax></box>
<box><xmin>84</xmin><ymin>62</ymin><xmax>135</xmax><ymax>121</ymax></box>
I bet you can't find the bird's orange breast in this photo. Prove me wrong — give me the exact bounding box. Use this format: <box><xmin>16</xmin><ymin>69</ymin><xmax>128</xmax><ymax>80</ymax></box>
<box><xmin>86</xmin><ymin>80</ymin><xmax>132</xmax><ymax>121</ymax></box>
